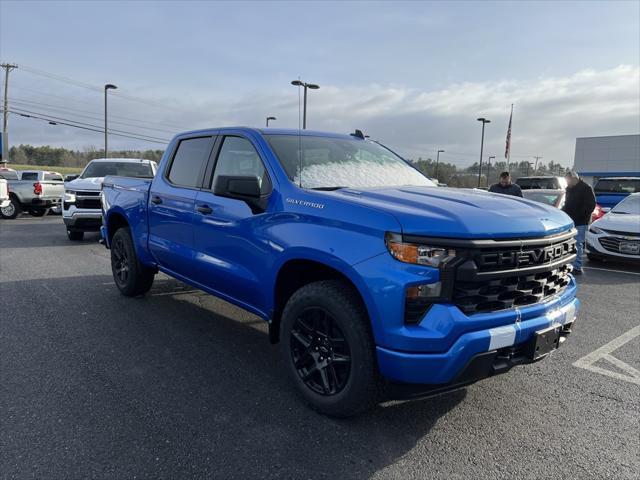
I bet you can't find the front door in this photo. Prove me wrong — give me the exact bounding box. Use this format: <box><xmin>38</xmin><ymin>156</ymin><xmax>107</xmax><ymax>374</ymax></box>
<box><xmin>192</xmin><ymin>135</ymin><xmax>274</xmax><ymax>313</ymax></box>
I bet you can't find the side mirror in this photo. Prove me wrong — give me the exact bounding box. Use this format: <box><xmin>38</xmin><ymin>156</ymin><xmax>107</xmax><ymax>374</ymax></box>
<box><xmin>65</xmin><ymin>174</ymin><xmax>79</xmax><ymax>182</ymax></box>
<box><xmin>214</xmin><ymin>175</ymin><xmax>267</xmax><ymax>212</ymax></box>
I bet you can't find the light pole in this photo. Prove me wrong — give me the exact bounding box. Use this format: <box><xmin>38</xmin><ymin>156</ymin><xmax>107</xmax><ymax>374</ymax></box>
<box><xmin>104</xmin><ymin>83</ymin><xmax>117</xmax><ymax>157</ymax></box>
<box><xmin>266</xmin><ymin>116</ymin><xmax>276</xmax><ymax>127</ymax></box>
<box><xmin>476</xmin><ymin>117</ymin><xmax>490</xmax><ymax>188</ymax></box>
<box><xmin>291</xmin><ymin>80</ymin><xmax>319</xmax><ymax>129</ymax></box>
<box><xmin>487</xmin><ymin>156</ymin><xmax>495</xmax><ymax>186</ymax></box>
<box><xmin>435</xmin><ymin>149</ymin><xmax>444</xmax><ymax>181</ymax></box>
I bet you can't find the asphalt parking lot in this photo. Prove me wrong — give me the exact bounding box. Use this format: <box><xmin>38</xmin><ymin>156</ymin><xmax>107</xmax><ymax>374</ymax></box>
<box><xmin>1</xmin><ymin>216</ymin><xmax>639</xmax><ymax>479</ymax></box>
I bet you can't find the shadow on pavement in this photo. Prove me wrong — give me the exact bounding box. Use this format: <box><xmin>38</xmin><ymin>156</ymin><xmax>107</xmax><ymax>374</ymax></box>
<box><xmin>1</xmin><ymin>274</ymin><xmax>466</xmax><ymax>479</ymax></box>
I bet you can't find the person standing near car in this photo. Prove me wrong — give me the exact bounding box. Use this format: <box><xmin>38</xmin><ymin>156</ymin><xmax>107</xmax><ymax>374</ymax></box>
<box><xmin>489</xmin><ymin>171</ymin><xmax>523</xmax><ymax>197</ymax></box>
<box><xmin>562</xmin><ymin>171</ymin><xmax>596</xmax><ymax>274</ymax></box>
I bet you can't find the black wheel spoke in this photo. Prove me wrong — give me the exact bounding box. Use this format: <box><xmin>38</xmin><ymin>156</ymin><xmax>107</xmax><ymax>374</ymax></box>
<box><xmin>319</xmin><ymin>367</ymin><xmax>331</xmax><ymax>394</ymax></box>
<box><xmin>332</xmin><ymin>353</ymin><xmax>350</xmax><ymax>364</ymax></box>
<box><xmin>291</xmin><ymin>329</ymin><xmax>312</xmax><ymax>348</ymax></box>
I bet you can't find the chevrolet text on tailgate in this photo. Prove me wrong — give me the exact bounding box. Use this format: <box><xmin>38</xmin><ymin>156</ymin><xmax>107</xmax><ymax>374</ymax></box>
<box><xmin>101</xmin><ymin>127</ymin><xmax>580</xmax><ymax>417</ymax></box>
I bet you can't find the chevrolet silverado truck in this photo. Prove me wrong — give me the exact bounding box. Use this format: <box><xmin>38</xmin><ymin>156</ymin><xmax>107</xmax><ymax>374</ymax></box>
<box><xmin>0</xmin><ymin>170</ymin><xmax>64</xmax><ymax>219</ymax></box>
<box><xmin>63</xmin><ymin>158</ymin><xmax>157</xmax><ymax>240</ymax></box>
<box><xmin>101</xmin><ymin>127</ymin><xmax>580</xmax><ymax>417</ymax></box>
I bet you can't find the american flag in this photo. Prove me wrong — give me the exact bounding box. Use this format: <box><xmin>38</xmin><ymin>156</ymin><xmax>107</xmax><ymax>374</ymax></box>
<box><xmin>505</xmin><ymin>105</ymin><xmax>513</xmax><ymax>159</ymax></box>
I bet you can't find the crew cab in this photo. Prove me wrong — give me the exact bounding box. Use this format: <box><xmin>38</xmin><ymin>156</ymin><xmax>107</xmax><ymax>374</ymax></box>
<box><xmin>101</xmin><ymin>127</ymin><xmax>580</xmax><ymax>417</ymax></box>
<box><xmin>0</xmin><ymin>170</ymin><xmax>64</xmax><ymax>219</ymax></box>
<box><xmin>63</xmin><ymin>158</ymin><xmax>157</xmax><ymax>240</ymax></box>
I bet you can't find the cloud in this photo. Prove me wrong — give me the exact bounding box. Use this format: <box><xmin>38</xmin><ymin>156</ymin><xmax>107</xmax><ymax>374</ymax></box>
<box><xmin>7</xmin><ymin>65</ymin><xmax>639</xmax><ymax>167</ymax></box>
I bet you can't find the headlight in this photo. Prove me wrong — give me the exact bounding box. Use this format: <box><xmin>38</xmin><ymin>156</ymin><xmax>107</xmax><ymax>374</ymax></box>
<box><xmin>385</xmin><ymin>232</ymin><xmax>456</xmax><ymax>267</ymax></box>
<box><xmin>64</xmin><ymin>190</ymin><xmax>76</xmax><ymax>203</ymax></box>
<box><xmin>589</xmin><ymin>226</ymin><xmax>604</xmax><ymax>234</ymax></box>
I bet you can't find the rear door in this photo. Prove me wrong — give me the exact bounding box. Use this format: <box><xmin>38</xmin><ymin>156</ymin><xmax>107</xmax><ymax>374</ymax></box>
<box><xmin>191</xmin><ymin>134</ymin><xmax>274</xmax><ymax>313</ymax></box>
<box><xmin>148</xmin><ymin>135</ymin><xmax>215</xmax><ymax>276</ymax></box>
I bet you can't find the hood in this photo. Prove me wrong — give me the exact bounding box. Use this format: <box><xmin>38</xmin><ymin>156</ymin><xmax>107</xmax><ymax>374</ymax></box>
<box><xmin>65</xmin><ymin>177</ymin><xmax>104</xmax><ymax>191</ymax></box>
<box><xmin>333</xmin><ymin>186</ymin><xmax>573</xmax><ymax>238</ymax></box>
<box><xmin>594</xmin><ymin>212</ymin><xmax>640</xmax><ymax>234</ymax></box>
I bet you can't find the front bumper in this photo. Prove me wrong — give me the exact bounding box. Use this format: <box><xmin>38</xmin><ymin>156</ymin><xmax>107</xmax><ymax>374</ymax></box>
<box><xmin>63</xmin><ymin>210</ymin><xmax>103</xmax><ymax>232</ymax></box>
<box><xmin>586</xmin><ymin>231</ymin><xmax>640</xmax><ymax>263</ymax></box>
<box><xmin>376</xmin><ymin>296</ymin><xmax>578</xmax><ymax>384</ymax></box>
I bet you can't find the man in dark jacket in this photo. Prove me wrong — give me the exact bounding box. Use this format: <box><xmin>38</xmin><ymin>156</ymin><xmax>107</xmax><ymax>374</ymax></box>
<box><xmin>562</xmin><ymin>171</ymin><xmax>596</xmax><ymax>274</ymax></box>
<box><xmin>489</xmin><ymin>172</ymin><xmax>523</xmax><ymax>197</ymax></box>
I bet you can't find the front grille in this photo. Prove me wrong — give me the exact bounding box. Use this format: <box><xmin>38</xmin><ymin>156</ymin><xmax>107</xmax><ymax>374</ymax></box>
<box><xmin>75</xmin><ymin>191</ymin><xmax>101</xmax><ymax>209</ymax></box>
<box><xmin>601</xmin><ymin>228</ymin><xmax>640</xmax><ymax>237</ymax></box>
<box><xmin>599</xmin><ymin>236</ymin><xmax>640</xmax><ymax>255</ymax></box>
<box><xmin>452</xmin><ymin>264</ymin><xmax>573</xmax><ymax>314</ymax></box>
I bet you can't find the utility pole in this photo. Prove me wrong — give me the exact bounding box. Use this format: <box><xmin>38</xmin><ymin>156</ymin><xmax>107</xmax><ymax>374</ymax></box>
<box><xmin>532</xmin><ymin>156</ymin><xmax>543</xmax><ymax>175</ymax></box>
<box><xmin>476</xmin><ymin>117</ymin><xmax>491</xmax><ymax>188</ymax></box>
<box><xmin>435</xmin><ymin>149</ymin><xmax>444</xmax><ymax>181</ymax></box>
<box><xmin>1</xmin><ymin>63</ymin><xmax>18</xmax><ymax>164</ymax></box>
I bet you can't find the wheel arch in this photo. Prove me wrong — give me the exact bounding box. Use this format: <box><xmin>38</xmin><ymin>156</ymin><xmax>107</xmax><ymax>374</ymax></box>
<box><xmin>269</xmin><ymin>254</ymin><xmax>377</xmax><ymax>345</ymax></box>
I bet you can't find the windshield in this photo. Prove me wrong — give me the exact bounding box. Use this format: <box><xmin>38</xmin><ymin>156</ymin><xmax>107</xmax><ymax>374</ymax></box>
<box><xmin>516</xmin><ymin>177</ymin><xmax>563</xmax><ymax>189</ymax></box>
<box><xmin>522</xmin><ymin>190</ymin><xmax>563</xmax><ymax>206</ymax></box>
<box><xmin>594</xmin><ymin>179</ymin><xmax>640</xmax><ymax>194</ymax></box>
<box><xmin>81</xmin><ymin>161</ymin><xmax>154</xmax><ymax>179</ymax></box>
<box><xmin>266</xmin><ymin>135</ymin><xmax>435</xmax><ymax>189</ymax></box>
<box><xmin>611</xmin><ymin>195</ymin><xmax>640</xmax><ymax>215</ymax></box>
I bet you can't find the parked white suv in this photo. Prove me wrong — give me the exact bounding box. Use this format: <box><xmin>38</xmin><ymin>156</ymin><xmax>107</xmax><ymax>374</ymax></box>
<box><xmin>63</xmin><ymin>158</ymin><xmax>157</xmax><ymax>240</ymax></box>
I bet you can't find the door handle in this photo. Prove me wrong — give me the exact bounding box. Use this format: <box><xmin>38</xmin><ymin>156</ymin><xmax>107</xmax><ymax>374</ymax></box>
<box><xmin>150</xmin><ymin>195</ymin><xmax>162</xmax><ymax>205</ymax></box>
<box><xmin>196</xmin><ymin>204</ymin><xmax>213</xmax><ymax>215</ymax></box>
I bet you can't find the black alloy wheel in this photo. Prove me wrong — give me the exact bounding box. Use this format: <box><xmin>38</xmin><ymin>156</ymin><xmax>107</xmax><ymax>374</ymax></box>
<box><xmin>290</xmin><ymin>307</ymin><xmax>352</xmax><ymax>396</ymax></box>
<box><xmin>112</xmin><ymin>233</ymin><xmax>130</xmax><ymax>287</ymax></box>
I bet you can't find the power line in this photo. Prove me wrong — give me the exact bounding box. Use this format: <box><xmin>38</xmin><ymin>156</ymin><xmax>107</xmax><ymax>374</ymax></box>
<box><xmin>8</xmin><ymin>97</ymin><xmax>178</xmax><ymax>134</ymax></box>
<box><xmin>18</xmin><ymin>64</ymin><xmax>193</xmax><ymax>113</ymax></box>
<box><xmin>7</xmin><ymin>87</ymin><xmax>189</xmax><ymax>129</ymax></box>
<box><xmin>3</xmin><ymin>108</ymin><xmax>169</xmax><ymax>144</ymax></box>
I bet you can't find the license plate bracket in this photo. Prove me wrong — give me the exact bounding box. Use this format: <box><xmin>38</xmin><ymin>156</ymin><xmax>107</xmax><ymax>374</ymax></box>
<box><xmin>619</xmin><ymin>241</ymin><xmax>640</xmax><ymax>254</ymax></box>
<box><xmin>526</xmin><ymin>325</ymin><xmax>561</xmax><ymax>361</ymax></box>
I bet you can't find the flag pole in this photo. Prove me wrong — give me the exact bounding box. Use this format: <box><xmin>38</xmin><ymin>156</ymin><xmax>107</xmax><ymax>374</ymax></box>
<box><xmin>506</xmin><ymin>103</ymin><xmax>513</xmax><ymax>173</ymax></box>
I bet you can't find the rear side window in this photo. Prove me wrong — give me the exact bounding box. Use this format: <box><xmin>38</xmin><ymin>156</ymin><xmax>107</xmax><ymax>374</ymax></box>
<box><xmin>20</xmin><ymin>172</ymin><xmax>38</xmax><ymax>180</ymax></box>
<box><xmin>594</xmin><ymin>179</ymin><xmax>640</xmax><ymax>194</ymax></box>
<box><xmin>212</xmin><ymin>136</ymin><xmax>271</xmax><ymax>195</ymax></box>
<box><xmin>167</xmin><ymin>137</ymin><xmax>212</xmax><ymax>188</ymax></box>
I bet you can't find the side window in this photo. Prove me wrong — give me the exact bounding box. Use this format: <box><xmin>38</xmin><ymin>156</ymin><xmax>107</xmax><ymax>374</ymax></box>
<box><xmin>212</xmin><ymin>136</ymin><xmax>271</xmax><ymax>195</ymax></box>
<box><xmin>167</xmin><ymin>137</ymin><xmax>212</xmax><ymax>188</ymax></box>
<box><xmin>21</xmin><ymin>172</ymin><xmax>38</xmax><ymax>180</ymax></box>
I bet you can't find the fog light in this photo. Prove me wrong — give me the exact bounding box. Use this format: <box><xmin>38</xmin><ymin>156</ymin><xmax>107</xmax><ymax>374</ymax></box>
<box><xmin>404</xmin><ymin>282</ymin><xmax>442</xmax><ymax>325</ymax></box>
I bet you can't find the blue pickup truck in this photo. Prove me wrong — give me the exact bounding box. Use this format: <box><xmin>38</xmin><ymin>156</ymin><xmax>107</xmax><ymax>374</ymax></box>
<box><xmin>101</xmin><ymin>127</ymin><xmax>580</xmax><ymax>417</ymax></box>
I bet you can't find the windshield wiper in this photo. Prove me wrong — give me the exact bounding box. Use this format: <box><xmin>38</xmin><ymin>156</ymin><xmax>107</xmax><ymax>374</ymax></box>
<box><xmin>309</xmin><ymin>186</ymin><xmax>349</xmax><ymax>191</ymax></box>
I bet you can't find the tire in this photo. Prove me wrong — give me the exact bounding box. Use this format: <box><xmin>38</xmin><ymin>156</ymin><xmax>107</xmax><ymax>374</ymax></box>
<box><xmin>29</xmin><ymin>208</ymin><xmax>49</xmax><ymax>217</ymax></box>
<box><xmin>280</xmin><ymin>280</ymin><xmax>379</xmax><ymax>417</ymax></box>
<box><xmin>0</xmin><ymin>196</ymin><xmax>21</xmax><ymax>219</ymax></box>
<box><xmin>67</xmin><ymin>230</ymin><xmax>84</xmax><ymax>241</ymax></box>
<box><xmin>110</xmin><ymin>227</ymin><xmax>155</xmax><ymax>296</ymax></box>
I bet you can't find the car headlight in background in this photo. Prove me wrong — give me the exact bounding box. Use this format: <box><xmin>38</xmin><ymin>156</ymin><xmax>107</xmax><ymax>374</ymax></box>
<box><xmin>385</xmin><ymin>232</ymin><xmax>456</xmax><ymax>267</ymax></box>
<box><xmin>64</xmin><ymin>190</ymin><xmax>76</xmax><ymax>203</ymax></box>
<box><xmin>589</xmin><ymin>226</ymin><xmax>604</xmax><ymax>234</ymax></box>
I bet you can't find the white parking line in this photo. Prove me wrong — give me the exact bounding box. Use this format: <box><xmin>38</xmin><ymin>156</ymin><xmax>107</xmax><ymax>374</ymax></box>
<box><xmin>583</xmin><ymin>266</ymin><xmax>640</xmax><ymax>276</ymax></box>
<box><xmin>573</xmin><ymin>325</ymin><xmax>640</xmax><ymax>385</ymax></box>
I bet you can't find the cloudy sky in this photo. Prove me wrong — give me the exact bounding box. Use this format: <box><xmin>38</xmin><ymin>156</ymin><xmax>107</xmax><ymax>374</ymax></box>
<box><xmin>1</xmin><ymin>0</ymin><xmax>638</xmax><ymax>167</ymax></box>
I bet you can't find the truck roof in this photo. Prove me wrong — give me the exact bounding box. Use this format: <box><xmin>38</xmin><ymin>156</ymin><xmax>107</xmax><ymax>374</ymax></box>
<box><xmin>87</xmin><ymin>158</ymin><xmax>153</xmax><ymax>163</ymax></box>
<box><xmin>176</xmin><ymin>127</ymin><xmax>361</xmax><ymax>141</ymax></box>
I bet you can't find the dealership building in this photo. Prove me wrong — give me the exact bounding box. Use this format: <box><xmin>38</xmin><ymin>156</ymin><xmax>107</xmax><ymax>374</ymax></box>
<box><xmin>574</xmin><ymin>134</ymin><xmax>640</xmax><ymax>186</ymax></box>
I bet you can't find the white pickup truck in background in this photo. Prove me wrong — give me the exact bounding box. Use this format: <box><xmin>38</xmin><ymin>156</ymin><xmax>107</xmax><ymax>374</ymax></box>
<box><xmin>63</xmin><ymin>158</ymin><xmax>157</xmax><ymax>240</ymax></box>
<box><xmin>0</xmin><ymin>169</ymin><xmax>65</xmax><ymax>219</ymax></box>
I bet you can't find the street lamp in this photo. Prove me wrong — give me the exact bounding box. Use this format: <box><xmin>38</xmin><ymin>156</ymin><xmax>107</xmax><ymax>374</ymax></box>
<box><xmin>435</xmin><ymin>149</ymin><xmax>445</xmax><ymax>180</ymax></box>
<box><xmin>291</xmin><ymin>80</ymin><xmax>319</xmax><ymax>129</ymax></box>
<box><xmin>476</xmin><ymin>117</ymin><xmax>491</xmax><ymax>188</ymax></box>
<box><xmin>104</xmin><ymin>83</ymin><xmax>117</xmax><ymax>158</ymax></box>
<box><xmin>266</xmin><ymin>116</ymin><xmax>276</xmax><ymax>127</ymax></box>
<box><xmin>487</xmin><ymin>156</ymin><xmax>495</xmax><ymax>187</ymax></box>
